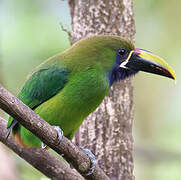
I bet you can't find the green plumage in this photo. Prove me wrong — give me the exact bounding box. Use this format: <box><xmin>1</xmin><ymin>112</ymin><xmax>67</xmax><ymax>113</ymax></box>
<box><xmin>19</xmin><ymin>67</ymin><xmax>69</xmax><ymax>109</ymax></box>
<box><xmin>8</xmin><ymin>35</ymin><xmax>134</xmax><ymax>147</ymax></box>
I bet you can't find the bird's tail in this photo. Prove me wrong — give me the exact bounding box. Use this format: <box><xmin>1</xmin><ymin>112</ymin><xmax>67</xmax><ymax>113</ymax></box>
<box><xmin>6</xmin><ymin>119</ymin><xmax>18</xmax><ymax>138</ymax></box>
<box><xmin>6</xmin><ymin>119</ymin><xmax>27</xmax><ymax>148</ymax></box>
<box><xmin>14</xmin><ymin>132</ymin><xmax>27</xmax><ymax>147</ymax></box>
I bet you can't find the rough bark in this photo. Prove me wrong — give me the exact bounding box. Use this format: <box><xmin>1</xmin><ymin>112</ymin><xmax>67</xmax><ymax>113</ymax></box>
<box><xmin>0</xmin><ymin>84</ymin><xmax>108</xmax><ymax>180</ymax></box>
<box><xmin>0</xmin><ymin>118</ymin><xmax>84</xmax><ymax>180</ymax></box>
<box><xmin>69</xmin><ymin>0</ymin><xmax>135</xmax><ymax>179</ymax></box>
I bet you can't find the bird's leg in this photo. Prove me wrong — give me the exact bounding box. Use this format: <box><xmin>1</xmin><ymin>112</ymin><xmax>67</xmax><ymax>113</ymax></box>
<box><xmin>41</xmin><ymin>126</ymin><xmax>63</xmax><ymax>149</ymax></box>
<box><xmin>80</xmin><ymin>148</ymin><xmax>96</xmax><ymax>176</ymax></box>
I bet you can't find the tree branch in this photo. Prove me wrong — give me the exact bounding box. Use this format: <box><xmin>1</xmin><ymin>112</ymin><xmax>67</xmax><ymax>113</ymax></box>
<box><xmin>0</xmin><ymin>118</ymin><xmax>84</xmax><ymax>180</ymax></box>
<box><xmin>0</xmin><ymin>84</ymin><xmax>109</xmax><ymax>180</ymax></box>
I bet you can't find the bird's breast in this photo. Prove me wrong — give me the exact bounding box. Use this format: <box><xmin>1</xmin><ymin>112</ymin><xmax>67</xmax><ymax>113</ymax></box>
<box><xmin>35</xmin><ymin>68</ymin><xmax>109</xmax><ymax>137</ymax></box>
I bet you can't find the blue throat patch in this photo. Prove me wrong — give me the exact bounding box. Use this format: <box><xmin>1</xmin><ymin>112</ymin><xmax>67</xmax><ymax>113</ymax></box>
<box><xmin>108</xmin><ymin>54</ymin><xmax>138</xmax><ymax>87</ymax></box>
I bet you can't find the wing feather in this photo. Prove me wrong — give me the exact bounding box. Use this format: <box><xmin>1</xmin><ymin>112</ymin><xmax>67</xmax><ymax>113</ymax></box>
<box><xmin>7</xmin><ymin>66</ymin><xmax>69</xmax><ymax>134</ymax></box>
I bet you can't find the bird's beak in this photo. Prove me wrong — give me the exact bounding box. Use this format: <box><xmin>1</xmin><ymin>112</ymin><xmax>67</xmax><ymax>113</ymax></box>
<box><xmin>122</xmin><ymin>48</ymin><xmax>176</xmax><ymax>80</ymax></box>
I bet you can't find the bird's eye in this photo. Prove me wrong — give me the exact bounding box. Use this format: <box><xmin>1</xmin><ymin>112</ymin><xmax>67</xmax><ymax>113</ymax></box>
<box><xmin>118</xmin><ymin>49</ymin><xmax>126</xmax><ymax>56</ymax></box>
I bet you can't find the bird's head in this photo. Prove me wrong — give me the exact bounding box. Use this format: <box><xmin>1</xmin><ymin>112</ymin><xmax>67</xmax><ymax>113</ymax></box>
<box><xmin>66</xmin><ymin>35</ymin><xmax>176</xmax><ymax>87</ymax></box>
<box><xmin>108</xmin><ymin>46</ymin><xmax>176</xmax><ymax>86</ymax></box>
<box><xmin>87</xmin><ymin>35</ymin><xmax>175</xmax><ymax>86</ymax></box>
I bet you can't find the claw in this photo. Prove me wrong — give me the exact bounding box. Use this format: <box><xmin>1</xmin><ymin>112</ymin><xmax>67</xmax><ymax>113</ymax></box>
<box><xmin>41</xmin><ymin>126</ymin><xmax>63</xmax><ymax>149</ymax></box>
<box><xmin>53</xmin><ymin>126</ymin><xmax>63</xmax><ymax>142</ymax></box>
<box><xmin>80</xmin><ymin>148</ymin><xmax>96</xmax><ymax>176</ymax></box>
<box><xmin>41</xmin><ymin>142</ymin><xmax>47</xmax><ymax>149</ymax></box>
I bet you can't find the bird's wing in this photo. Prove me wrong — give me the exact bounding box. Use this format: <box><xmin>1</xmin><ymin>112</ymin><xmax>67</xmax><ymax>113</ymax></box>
<box><xmin>7</xmin><ymin>66</ymin><xmax>69</xmax><ymax>133</ymax></box>
<box><xmin>18</xmin><ymin>66</ymin><xmax>69</xmax><ymax>109</ymax></box>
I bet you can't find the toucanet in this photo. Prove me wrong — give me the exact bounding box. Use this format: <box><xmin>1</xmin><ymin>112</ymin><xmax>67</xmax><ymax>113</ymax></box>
<box><xmin>7</xmin><ymin>35</ymin><xmax>176</xmax><ymax>148</ymax></box>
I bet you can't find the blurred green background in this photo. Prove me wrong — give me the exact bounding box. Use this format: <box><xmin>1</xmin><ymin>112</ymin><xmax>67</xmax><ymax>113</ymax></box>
<box><xmin>1</xmin><ymin>0</ymin><xmax>181</xmax><ymax>179</ymax></box>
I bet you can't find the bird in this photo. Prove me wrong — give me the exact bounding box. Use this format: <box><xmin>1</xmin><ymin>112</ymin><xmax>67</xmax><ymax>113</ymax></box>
<box><xmin>7</xmin><ymin>35</ymin><xmax>176</xmax><ymax>148</ymax></box>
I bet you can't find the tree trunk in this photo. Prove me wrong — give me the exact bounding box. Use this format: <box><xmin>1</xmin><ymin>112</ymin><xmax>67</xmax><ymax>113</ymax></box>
<box><xmin>68</xmin><ymin>0</ymin><xmax>135</xmax><ymax>179</ymax></box>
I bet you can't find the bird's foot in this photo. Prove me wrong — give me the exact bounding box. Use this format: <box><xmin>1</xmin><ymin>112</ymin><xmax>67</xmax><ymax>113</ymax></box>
<box><xmin>80</xmin><ymin>148</ymin><xmax>96</xmax><ymax>176</ymax></box>
<box><xmin>53</xmin><ymin>126</ymin><xmax>64</xmax><ymax>142</ymax></box>
<box><xmin>41</xmin><ymin>142</ymin><xmax>47</xmax><ymax>149</ymax></box>
<box><xmin>41</xmin><ymin>126</ymin><xmax>63</xmax><ymax>149</ymax></box>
